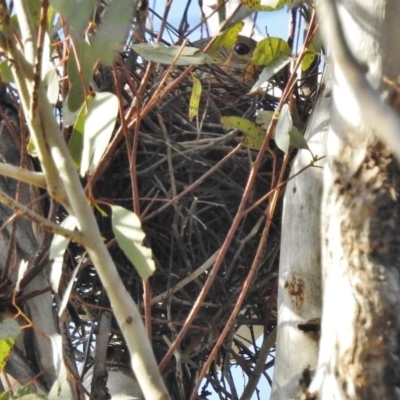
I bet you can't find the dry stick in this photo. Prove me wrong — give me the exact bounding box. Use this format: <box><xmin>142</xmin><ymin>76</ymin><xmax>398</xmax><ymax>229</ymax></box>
<box><xmin>130</xmin><ymin>93</ymin><xmax>154</xmax><ymax>344</ymax></box>
<box><xmin>87</xmin><ymin>68</ymin><xmax>144</xmax><ymax>192</ymax></box>
<box><xmin>90</xmin><ymin>10</ymin><xmax>242</xmax><ymax>188</ymax></box>
<box><xmin>239</xmin><ymin>326</ymin><xmax>277</xmax><ymax>400</ymax></box>
<box><xmin>114</xmin><ymin>64</ymin><xmax>142</xmax><ymax>217</ymax></box>
<box><xmin>113</xmin><ymin>63</ymin><xmax>153</xmax><ymax>341</ymax></box>
<box><xmin>116</xmin><ymin>44</ymin><xmax>198</xmax><ymax>343</ymax></box>
<box><xmin>159</xmin><ymin>7</ymin><xmax>318</xmax><ymax>374</ymax></box>
<box><xmin>40</xmin><ymin>73</ymin><xmax>170</xmax><ymax>399</ymax></box>
<box><xmin>186</xmin><ymin>0</ymin><xmax>229</xmax><ymax>37</ymax></box>
<box><xmin>90</xmin><ymin>58</ymin><xmax>195</xmax><ymax>188</ymax></box>
<box><xmin>150</xmin><ymin>250</ymin><xmax>219</xmax><ymax>305</ymax></box>
<box><xmin>189</xmin><ymin>153</ymin><xmax>290</xmax><ymax>400</ymax></box>
<box><xmin>0</xmin><ymin>189</ymin><xmax>83</xmax><ymax>244</ymax></box>
<box><xmin>91</xmin><ymin>311</ymin><xmax>112</xmax><ymax>399</ymax></box>
<box><xmin>91</xmin><ymin>39</ymin><xmax>200</xmax><ymax>188</ymax></box>
<box><xmin>158</xmin><ymin>117</ymin><xmax>278</xmax><ymax>371</ymax></box>
<box><xmin>142</xmin><ymin>144</ymin><xmax>242</xmax><ymax>222</ymax></box>
<box><xmin>243</xmin><ymin>156</ymin><xmax>324</xmax><ymax>216</ymax></box>
<box><xmin>156</xmin><ymin>0</ymin><xmax>173</xmax><ymax>42</ymax></box>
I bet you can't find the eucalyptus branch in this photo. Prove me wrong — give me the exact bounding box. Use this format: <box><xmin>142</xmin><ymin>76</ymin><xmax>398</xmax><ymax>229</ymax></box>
<box><xmin>0</xmin><ymin>163</ymin><xmax>47</xmax><ymax>188</ymax></box>
<box><xmin>34</xmin><ymin>66</ymin><xmax>170</xmax><ymax>400</ymax></box>
<box><xmin>0</xmin><ymin>2</ymin><xmax>170</xmax><ymax>398</ymax></box>
<box><xmin>0</xmin><ymin>188</ymin><xmax>83</xmax><ymax>244</ymax></box>
<box><xmin>13</xmin><ymin>0</ymin><xmax>37</xmax><ymax>66</ymax></box>
<box><xmin>0</xmin><ymin>1</ymin><xmax>69</xmax><ymax>207</ymax></box>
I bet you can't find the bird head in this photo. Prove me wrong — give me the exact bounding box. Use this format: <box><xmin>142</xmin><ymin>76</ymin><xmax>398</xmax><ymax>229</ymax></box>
<box><xmin>191</xmin><ymin>35</ymin><xmax>258</xmax><ymax>82</ymax></box>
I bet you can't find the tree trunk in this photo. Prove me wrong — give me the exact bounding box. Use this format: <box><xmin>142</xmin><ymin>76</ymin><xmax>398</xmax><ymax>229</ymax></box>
<box><xmin>310</xmin><ymin>1</ymin><xmax>400</xmax><ymax>398</ymax></box>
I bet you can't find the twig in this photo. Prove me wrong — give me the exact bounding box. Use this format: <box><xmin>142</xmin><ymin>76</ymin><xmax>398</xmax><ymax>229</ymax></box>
<box><xmin>151</xmin><ymin>250</ymin><xmax>219</xmax><ymax>305</ymax></box>
<box><xmin>0</xmin><ymin>163</ymin><xmax>47</xmax><ymax>188</ymax></box>
<box><xmin>0</xmin><ymin>188</ymin><xmax>83</xmax><ymax>243</ymax></box>
<box><xmin>239</xmin><ymin>327</ymin><xmax>277</xmax><ymax>400</ymax></box>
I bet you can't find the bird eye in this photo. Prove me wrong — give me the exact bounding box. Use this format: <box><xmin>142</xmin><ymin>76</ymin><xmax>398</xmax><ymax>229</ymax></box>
<box><xmin>234</xmin><ymin>42</ymin><xmax>250</xmax><ymax>56</ymax></box>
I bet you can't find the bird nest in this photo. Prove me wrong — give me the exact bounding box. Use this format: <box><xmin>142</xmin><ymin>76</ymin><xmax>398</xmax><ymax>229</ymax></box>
<box><xmin>66</xmin><ymin>48</ymin><xmax>319</xmax><ymax>398</ymax></box>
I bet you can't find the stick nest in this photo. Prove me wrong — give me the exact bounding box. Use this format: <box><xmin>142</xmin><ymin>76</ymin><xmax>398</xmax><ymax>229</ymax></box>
<box><xmin>67</xmin><ymin>49</ymin><xmax>319</xmax><ymax>398</ymax></box>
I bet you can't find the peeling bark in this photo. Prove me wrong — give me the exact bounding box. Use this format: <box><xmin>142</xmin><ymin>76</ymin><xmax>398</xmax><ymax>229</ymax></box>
<box><xmin>310</xmin><ymin>1</ymin><xmax>400</xmax><ymax>398</ymax></box>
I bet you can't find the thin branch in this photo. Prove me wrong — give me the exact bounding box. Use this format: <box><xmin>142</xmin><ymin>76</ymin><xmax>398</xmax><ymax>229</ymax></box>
<box><xmin>0</xmin><ymin>188</ymin><xmax>83</xmax><ymax>243</ymax></box>
<box><xmin>1</xmin><ymin>2</ymin><xmax>170</xmax><ymax>398</ymax></box>
<box><xmin>1</xmin><ymin>1</ymin><xmax>68</xmax><ymax>207</ymax></box>
<box><xmin>240</xmin><ymin>327</ymin><xmax>277</xmax><ymax>400</ymax></box>
<box><xmin>0</xmin><ymin>163</ymin><xmax>47</xmax><ymax>188</ymax></box>
<box><xmin>150</xmin><ymin>250</ymin><xmax>219</xmax><ymax>305</ymax></box>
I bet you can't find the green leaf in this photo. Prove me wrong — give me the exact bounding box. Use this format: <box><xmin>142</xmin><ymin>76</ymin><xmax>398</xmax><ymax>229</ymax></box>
<box><xmin>40</xmin><ymin>32</ymin><xmax>52</xmax><ymax>79</ymax></box>
<box><xmin>208</xmin><ymin>22</ymin><xmax>244</xmax><ymax>57</ymax></box>
<box><xmin>221</xmin><ymin>116</ymin><xmax>266</xmax><ymax>150</ymax></box>
<box><xmin>275</xmin><ymin>103</ymin><xmax>310</xmax><ymax>154</ymax></box>
<box><xmin>62</xmin><ymin>95</ymin><xmax>81</xmax><ymax>127</ymax></box>
<box><xmin>111</xmin><ymin>205</ymin><xmax>156</xmax><ymax>281</ymax></box>
<box><xmin>26</xmin><ymin>0</ymin><xmax>41</xmax><ymax>27</ymax></box>
<box><xmin>241</xmin><ymin>0</ymin><xmax>293</xmax><ymax>11</ymax></box>
<box><xmin>0</xmin><ymin>391</ymin><xmax>9</xmax><ymax>400</ymax></box>
<box><xmin>47</xmin><ymin>5</ymin><xmax>57</xmax><ymax>32</ymax></box>
<box><xmin>0</xmin><ymin>337</ymin><xmax>14</xmax><ymax>372</ymax></box>
<box><xmin>49</xmin><ymin>216</ymin><xmax>79</xmax><ymax>293</ymax></box>
<box><xmin>249</xmin><ymin>55</ymin><xmax>291</xmax><ymax>94</ymax></box>
<box><xmin>50</xmin><ymin>0</ymin><xmax>97</xmax><ymax>34</ymax></box>
<box><xmin>49</xmin><ymin>335</ymin><xmax>72</xmax><ymax>399</ymax></box>
<box><xmin>92</xmin><ymin>1</ymin><xmax>133</xmax><ymax>65</ymax></box>
<box><xmin>80</xmin><ymin>92</ymin><xmax>118</xmax><ymax>176</ymax></box>
<box><xmin>252</xmin><ymin>37</ymin><xmax>291</xmax><ymax>66</ymax></box>
<box><xmin>255</xmin><ymin>110</ymin><xmax>275</xmax><ymax>130</ymax></box>
<box><xmin>68</xmin><ymin>92</ymin><xmax>118</xmax><ymax>175</ymax></box>
<box><xmin>131</xmin><ymin>42</ymin><xmax>213</xmax><ymax>65</ymax></box>
<box><xmin>0</xmin><ymin>384</ymin><xmax>46</xmax><ymax>400</ymax></box>
<box><xmin>189</xmin><ymin>75</ymin><xmax>202</xmax><ymax>121</ymax></box>
<box><xmin>274</xmin><ymin>104</ymin><xmax>291</xmax><ymax>153</ymax></box>
<box><xmin>67</xmin><ymin>39</ymin><xmax>96</xmax><ymax>112</ymax></box>
<box><xmin>287</xmin><ymin>126</ymin><xmax>310</xmax><ymax>151</ymax></box>
<box><xmin>0</xmin><ymin>60</ymin><xmax>14</xmax><ymax>83</ymax></box>
<box><xmin>44</xmin><ymin>67</ymin><xmax>59</xmax><ymax>106</ymax></box>
<box><xmin>68</xmin><ymin>96</ymin><xmax>90</xmax><ymax>168</ymax></box>
<box><xmin>27</xmin><ymin>138</ymin><xmax>38</xmax><ymax>158</ymax></box>
<box><xmin>302</xmin><ymin>40</ymin><xmax>317</xmax><ymax>71</ymax></box>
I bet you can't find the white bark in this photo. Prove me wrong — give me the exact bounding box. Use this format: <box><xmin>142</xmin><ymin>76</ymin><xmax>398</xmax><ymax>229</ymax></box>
<box><xmin>310</xmin><ymin>1</ymin><xmax>400</xmax><ymax>398</ymax></box>
<box><xmin>270</xmin><ymin>66</ymin><xmax>331</xmax><ymax>399</ymax></box>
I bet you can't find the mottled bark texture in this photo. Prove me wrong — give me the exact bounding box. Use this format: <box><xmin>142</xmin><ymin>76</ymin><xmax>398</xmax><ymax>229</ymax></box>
<box><xmin>317</xmin><ymin>139</ymin><xmax>400</xmax><ymax>399</ymax></box>
<box><xmin>311</xmin><ymin>1</ymin><xmax>400</xmax><ymax>399</ymax></box>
